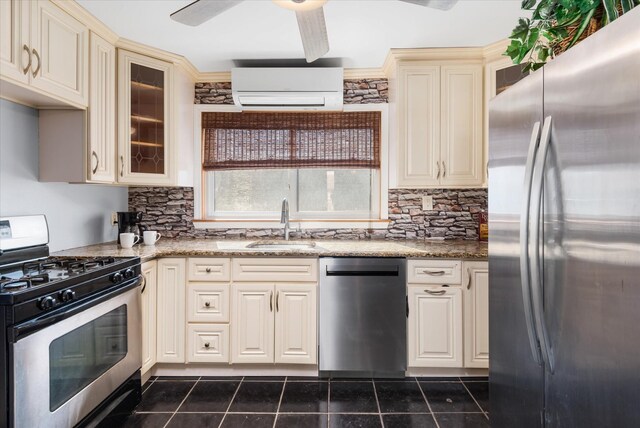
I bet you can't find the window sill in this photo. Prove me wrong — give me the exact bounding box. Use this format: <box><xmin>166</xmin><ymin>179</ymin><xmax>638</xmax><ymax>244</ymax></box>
<box><xmin>193</xmin><ymin>219</ymin><xmax>390</xmax><ymax>230</ymax></box>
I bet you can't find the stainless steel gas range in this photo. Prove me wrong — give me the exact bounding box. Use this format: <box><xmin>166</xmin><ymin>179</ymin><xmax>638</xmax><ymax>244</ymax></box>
<box><xmin>0</xmin><ymin>215</ymin><xmax>143</xmax><ymax>428</ymax></box>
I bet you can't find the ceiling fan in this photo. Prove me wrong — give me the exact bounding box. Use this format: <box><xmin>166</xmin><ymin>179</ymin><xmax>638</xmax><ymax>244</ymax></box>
<box><xmin>170</xmin><ymin>0</ymin><xmax>459</xmax><ymax>63</ymax></box>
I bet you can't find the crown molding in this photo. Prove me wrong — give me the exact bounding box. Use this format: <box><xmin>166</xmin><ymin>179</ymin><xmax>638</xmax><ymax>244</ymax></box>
<box><xmin>382</xmin><ymin>47</ymin><xmax>486</xmax><ymax>76</ymax></box>
<box><xmin>197</xmin><ymin>72</ymin><xmax>232</xmax><ymax>83</ymax></box>
<box><xmin>51</xmin><ymin>0</ymin><xmax>119</xmax><ymax>44</ymax></box>
<box><xmin>482</xmin><ymin>39</ymin><xmax>510</xmax><ymax>63</ymax></box>
<box><xmin>116</xmin><ymin>38</ymin><xmax>199</xmax><ymax>81</ymax></box>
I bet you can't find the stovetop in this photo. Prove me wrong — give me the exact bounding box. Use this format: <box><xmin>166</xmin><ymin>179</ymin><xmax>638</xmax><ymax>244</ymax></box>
<box><xmin>0</xmin><ymin>256</ymin><xmax>120</xmax><ymax>293</ymax></box>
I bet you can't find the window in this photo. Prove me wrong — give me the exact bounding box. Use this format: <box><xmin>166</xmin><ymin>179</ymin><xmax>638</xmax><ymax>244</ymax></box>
<box><xmin>194</xmin><ymin>104</ymin><xmax>388</xmax><ymax>228</ymax></box>
<box><xmin>195</xmin><ymin>106</ymin><xmax>388</xmax><ymax>224</ymax></box>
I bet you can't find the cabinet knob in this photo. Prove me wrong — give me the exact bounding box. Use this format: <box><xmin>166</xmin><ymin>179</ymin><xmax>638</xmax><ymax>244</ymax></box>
<box><xmin>204</xmin><ymin>342</ymin><xmax>210</xmax><ymax>348</ymax></box>
<box><xmin>205</xmin><ymin>267</ymin><xmax>212</xmax><ymax>273</ymax></box>
<box><xmin>204</xmin><ymin>301</ymin><xmax>211</xmax><ymax>307</ymax></box>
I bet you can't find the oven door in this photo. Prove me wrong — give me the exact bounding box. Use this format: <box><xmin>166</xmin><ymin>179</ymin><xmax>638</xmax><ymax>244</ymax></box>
<box><xmin>11</xmin><ymin>280</ymin><xmax>142</xmax><ymax>428</ymax></box>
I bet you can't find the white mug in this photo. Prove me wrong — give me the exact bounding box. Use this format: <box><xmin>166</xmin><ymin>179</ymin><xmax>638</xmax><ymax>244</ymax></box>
<box><xmin>143</xmin><ymin>230</ymin><xmax>162</xmax><ymax>246</ymax></box>
<box><xmin>120</xmin><ymin>233</ymin><xmax>140</xmax><ymax>249</ymax></box>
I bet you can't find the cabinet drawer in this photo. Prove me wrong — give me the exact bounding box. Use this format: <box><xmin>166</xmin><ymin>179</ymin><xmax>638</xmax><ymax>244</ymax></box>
<box><xmin>188</xmin><ymin>258</ymin><xmax>230</xmax><ymax>282</ymax></box>
<box><xmin>186</xmin><ymin>324</ymin><xmax>229</xmax><ymax>363</ymax></box>
<box><xmin>408</xmin><ymin>260</ymin><xmax>462</xmax><ymax>284</ymax></box>
<box><xmin>232</xmin><ymin>258</ymin><xmax>318</xmax><ymax>282</ymax></box>
<box><xmin>187</xmin><ymin>284</ymin><xmax>229</xmax><ymax>323</ymax></box>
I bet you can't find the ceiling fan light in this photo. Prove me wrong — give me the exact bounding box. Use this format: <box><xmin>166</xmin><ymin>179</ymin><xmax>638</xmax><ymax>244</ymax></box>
<box><xmin>272</xmin><ymin>0</ymin><xmax>327</xmax><ymax>12</ymax></box>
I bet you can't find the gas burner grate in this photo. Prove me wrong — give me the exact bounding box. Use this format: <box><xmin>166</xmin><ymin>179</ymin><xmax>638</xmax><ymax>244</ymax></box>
<box><xmin>22</xmin><ymin>257</ymin><xmax>118</xmax><ymax>275</ymax></box>
<box><xmin>0</xmin><ymin>278</ymin><xmax>31</xmax><ymax>291</ymax></box>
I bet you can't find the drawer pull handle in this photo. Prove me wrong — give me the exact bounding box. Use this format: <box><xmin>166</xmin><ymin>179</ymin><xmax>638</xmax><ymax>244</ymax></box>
<box><xmin>276</xmin><ymin>291</ymin><xmax>279</xmax><ymax>312</ymax></box>
<box><xmin>467</xmin><ymin>268</ymin><xmax>472</xmax><ymax>289</ymax></box>
<box><xmin>425</xmin><ymin>289</ymin><xmax>447</xmax><ymax>295</ymax></box>
<box><xmin>422</xmin><ymin>270</ymin><xmax>446</xmax><ymax>276</ymax></box>
<box><xmin>204</xmin><ymin>301</ymin><xmax>210</xmax><ymax>307</ymax></box>
<box><xmin>205</xmin><ymin>267</ymin><xmax>212</xmax><ymax>273</ymax></box>
<box><xmin>204</xmin><ymin>342</ymin><xmax>210</xmax><ymax>348</ymax></box>
<box><xmin>270</xmin><ymin>291</ymin><xmax>273</xmax><ymax>312</ymax></box>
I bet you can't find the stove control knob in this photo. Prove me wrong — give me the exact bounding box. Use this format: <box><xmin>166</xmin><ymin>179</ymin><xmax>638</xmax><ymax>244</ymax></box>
<box><xmin>123</xmin><ymin>268</ymin><xmax>135</xmax><ymax>279</ymax></box>
<box><xmin>59</xmin><ymin>289</ymin><xmax>76</xmax><ymax>302</ymax></box>
<box><xmin>111</xmin><ymin>272</ymin><xmax>124</xmax><ymax>284</ymax></box>
<box><xmin>38</xmin><ymin>296</ymin><xmax>56</xmax><ymax>311</ymax></box>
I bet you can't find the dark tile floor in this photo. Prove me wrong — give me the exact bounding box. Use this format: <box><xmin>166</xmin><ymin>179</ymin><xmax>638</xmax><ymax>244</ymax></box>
<box><xmin>118</xmin><ymin>376</ymin><xmax>489</xmax><ymax>427</ymax></box>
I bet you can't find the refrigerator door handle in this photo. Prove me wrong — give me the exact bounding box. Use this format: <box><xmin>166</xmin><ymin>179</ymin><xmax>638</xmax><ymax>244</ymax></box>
<box><xmin>530</xmin><ymin>115</ymin><xmax>555</xmax><ymax>373</ymax></box>
<box><xmin>519</xmin><ymin>120</ymin><xmax>543</xmax><ymax>365</ymax></box>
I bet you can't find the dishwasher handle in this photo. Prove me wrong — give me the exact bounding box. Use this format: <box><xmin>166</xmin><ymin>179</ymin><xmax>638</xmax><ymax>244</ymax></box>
<box><xmin>325</xmin><ymin>265</ymin><xmax>400</xmax><ymax>276</ymax></box>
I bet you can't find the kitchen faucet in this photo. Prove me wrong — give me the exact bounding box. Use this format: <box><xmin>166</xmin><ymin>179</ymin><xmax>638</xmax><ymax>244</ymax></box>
<box><xmin>281</xmin><ymin>198</ymin><xmax>290</xmax><ymax>240</ymax></box>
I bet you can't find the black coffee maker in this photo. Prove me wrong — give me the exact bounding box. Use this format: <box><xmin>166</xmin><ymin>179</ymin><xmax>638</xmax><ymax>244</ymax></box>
<box><xmin>116</xmin><ymin>211</ymin><xmax>144</xmax><ymax>244</ymax></box>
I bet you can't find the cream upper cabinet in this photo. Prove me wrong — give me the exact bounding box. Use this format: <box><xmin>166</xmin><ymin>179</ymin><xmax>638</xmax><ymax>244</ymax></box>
<box><xmin>1</xmin><ymin>0</ymin><xmax>88</xmax><ymax>107</ymax></box>
<box><xmin>440</xmin><ymin>65</ymin><xmax>483</xmax><ymax>186</ymax></box>
<box><xmin>393</xmin><ymin>60</ymin><xmax>484</xmax><ymax>188</ymax></box>
<box><xmin>407</xmin><ymin>285</ymin><xmax>463</xmax><ymax>367</ymax></box>
<box><xmin>141</xmin><ymin>260</ymin><xmax>157</xmax><ymax>375</ymax></box>
<box><xmin>29</xmin><ymin>0</ymin><xmax>88</xmax><ymax>106</ymax></box>
<box><xmin>118</xmin><ymin>49</ymin><xmax>174</xmax><ymax>185</ymax></box>
<box><xmin>397</xmin><ymin>64</ymin><xmax>441</xmax><ymax>187</ymax></box>
<box><xmin>88</xmin><ymin>32</ymin><xmax>116</xmax><ymax>183</ymax></box>
<box><xmin>274</xmin><ymin>284</ymin><xmax>317</xmax><ymax>365</ymax></box>
<box><xmin>0</xmin><ymin>0</ymin><xmax>30</xmax><ymax>83</ymax></box>
<box><xmin>463</xmin><ymin>261</ymin><xmax>489</xmax><ymax>368</ymax></box>
<box><xmin>157</xmin><ymin>258</ymin><xmax>186</xmax><ymax>363</ymax></box>
<box><xmin>231</xmin><ymin>283</ymin><xmax>275</xmax><ymax>364</ymax></box>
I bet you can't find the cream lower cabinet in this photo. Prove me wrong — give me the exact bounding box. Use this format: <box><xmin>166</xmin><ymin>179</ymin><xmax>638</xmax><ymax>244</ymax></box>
<box><xmin>463</xmin><ymin>261</ymin><xmax>489</xmax><ymax>368</ymax></box>
<box><xmin>231</xmin><ymin>282</ymin><xmax>317</xmax><ymax>365</ymax></box>
<box><xmin>231</xmin><ymin>284</ymin><xmax>275</xmax><ymax>364</ymax></box>
<box><xmin>157</xmin><ymin>258</ymin><xmax>186</xmax><ymax>363</ymax></box>
<box><xmin>407</xmin><ymin>285</ymin><xmax>463</xmax><ymax>367</ymax></box>
<box><xmin>141</xmin><ymin>260</ymin><xmax>157</xmax><ymax>375</ymax></box>
<box><xmin>186</xmin><ymin>257</ymin><xmax>231</xmax><ymax>363</ymax></box>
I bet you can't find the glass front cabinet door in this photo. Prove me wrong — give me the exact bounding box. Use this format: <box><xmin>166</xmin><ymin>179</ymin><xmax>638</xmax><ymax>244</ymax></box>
<box><xmin>118</xmin><ymin>49</ymin><xmax>174</xmax><ymax>185</ymax></box>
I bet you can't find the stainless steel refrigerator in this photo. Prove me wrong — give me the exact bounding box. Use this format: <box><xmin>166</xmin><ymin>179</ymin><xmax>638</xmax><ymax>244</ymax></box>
<box><xmin>488</xmin><ymin>10</ymin><xmax>640</xmax><ymax>428</ymax></box>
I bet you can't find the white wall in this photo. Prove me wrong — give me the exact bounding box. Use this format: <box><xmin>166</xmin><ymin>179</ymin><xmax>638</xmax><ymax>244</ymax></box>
<box><xmin>0</xmin><ymin>99</ymin><xmax>128</xmax><ymax>252</ymax></box>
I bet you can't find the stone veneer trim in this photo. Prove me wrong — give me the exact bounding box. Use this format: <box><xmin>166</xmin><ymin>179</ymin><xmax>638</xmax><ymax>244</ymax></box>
<box><xmin>194</xmin><ymin>79</ymin><xmax>388</xmax><ymax>105</ymax></box>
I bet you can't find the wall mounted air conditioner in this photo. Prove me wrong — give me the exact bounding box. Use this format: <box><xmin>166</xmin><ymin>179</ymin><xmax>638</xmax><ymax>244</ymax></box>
<box><xmin>231</xmin><ymin>67</ymin><xmax>343</xmax><ymax>111</ymax></box>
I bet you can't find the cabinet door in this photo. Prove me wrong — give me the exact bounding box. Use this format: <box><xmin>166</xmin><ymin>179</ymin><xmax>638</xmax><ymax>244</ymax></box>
<box><xmin>275</xmin><ymin>284</ymin><xmax>317</xmax><ymax>364</ymax></box>
<box><xmin>88</xmin><ymin>32</ymin><xmax>115</xmax><ymax>183</ymax></box>
<box><xmin>408</xmin><ymin>286</ymin><xmax>463</xmax><ymax>367</ymax></box>
<box><xmin>157</xmin><ymin>258</ymin><xmax>185</xmax><ymax>363</ymax></box>
<box><xmin>231</xmin><ymin>284</ymin><xmax>274</xmax><ymax>363</ymax></box>
<box><xmin>141</xmin><ymin>260</ymin><xmax>157</xmax><ymax>374</ymax></box>
<box><xmin>0</xmin><ymin>0</ymin><xmax>30</xmax><ymax>83</ymax></box>
<box><xmin>118</xmin><ymin>49</ymin><xmax>174</xmax><ymax>185</ymax></box>
<box><xmin>440</xmin><ymin>64</ymin><xmax>483</xmax><ymax>187</ymax></box>
<box><xmin>463</xmin><ymin>262</ymin><xmax>489</xmax><ymax>368</ymax></box>
<box><xmin>30</xmin><ymin>0</ymin><xmax>88</xmax><ymax>107</ymax></box>
<box><xmin>397</xmin><ymin>64</ymin><xmax>441</xmax><ymax>187</ymax></box>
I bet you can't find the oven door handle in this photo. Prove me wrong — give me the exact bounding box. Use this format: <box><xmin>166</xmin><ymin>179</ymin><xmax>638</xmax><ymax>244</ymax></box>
<box><xmin>9</xmin><ymin>275</ymin><xmax>142</xmax><ymax>343</ymax></box>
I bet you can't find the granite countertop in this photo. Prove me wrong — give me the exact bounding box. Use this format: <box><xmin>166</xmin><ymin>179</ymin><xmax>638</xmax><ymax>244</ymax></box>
<box><xmin>53</xmin><ymin>239</ymin><xmax>488</xmax><ymax>261</ymax></box>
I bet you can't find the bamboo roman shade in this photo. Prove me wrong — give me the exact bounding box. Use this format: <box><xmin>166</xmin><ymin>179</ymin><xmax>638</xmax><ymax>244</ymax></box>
<box><xmin>202</xmin><ymin>111</ymin><xmax>381</xmax><ymax>170</ymax></box>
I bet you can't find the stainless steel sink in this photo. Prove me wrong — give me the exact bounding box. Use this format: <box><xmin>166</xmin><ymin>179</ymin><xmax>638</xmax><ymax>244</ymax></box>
<box><xmin>246</xmin><ymin>241</ymin><xmax>317</xmax><ymax>250</ymax></box>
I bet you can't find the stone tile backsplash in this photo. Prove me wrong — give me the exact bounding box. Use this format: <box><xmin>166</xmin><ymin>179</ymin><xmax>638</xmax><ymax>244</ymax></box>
<box><xmin>128</xmin><ymin>187</ymin><xmax>487</xmax><ymax>241</ymax></box>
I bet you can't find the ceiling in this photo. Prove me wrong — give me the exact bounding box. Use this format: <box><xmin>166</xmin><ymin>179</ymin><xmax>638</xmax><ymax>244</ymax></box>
<box><xmin>77</xmin><ymin>0</ymin><xmax>526</xmax><ymax>72</ymax></box>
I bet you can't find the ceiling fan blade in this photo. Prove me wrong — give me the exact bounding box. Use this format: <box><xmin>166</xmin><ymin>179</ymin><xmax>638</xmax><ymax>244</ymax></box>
<box><xmin>295</xmin><ymin>7</ymin><xmax>330</xmax><ymax>63</ymax></box>
<box><xmin>170</xmin><ymin>0</ymin><xmax>243</xmax><ymax>26</ymax></box>
<box><xmin>398</xmin><ymin>0</ymin><xmax>459</xmax><ymax>11</ymax></box>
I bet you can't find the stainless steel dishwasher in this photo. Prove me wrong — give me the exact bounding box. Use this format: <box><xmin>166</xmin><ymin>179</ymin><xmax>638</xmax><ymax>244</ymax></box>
<box><xmin>319</xmin><ymin>257</ymin><xmax>407</xmax><ymax>378</ymax></box>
